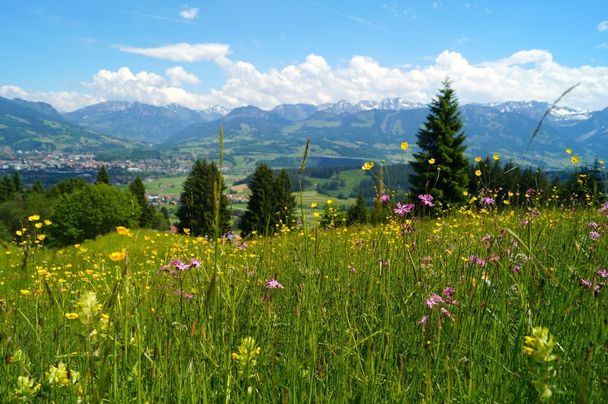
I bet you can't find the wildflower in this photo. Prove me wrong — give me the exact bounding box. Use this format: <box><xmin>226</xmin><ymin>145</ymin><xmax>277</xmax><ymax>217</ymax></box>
<box><xmin>400</xmin><ymin>142</ymin><xmax>409</xmax><ymax>151</ymax></box>
<box><xmin>44</xmin><ymin>219</ymin><xmax>52</xmax><ymax>225</ymax></box>
<box><xmin>46</xmin><ymin>363</ymin><xmax>70</xmax><ymax>386</ymax></box>
<box><xmin>20</xmin><ymin>289</ymin><xmax>31</xmax><ymax>296</ymax></box>
<box><xmin>326</xmin><ymin>199</ymin><xmax>333</xmax><ymax>205</ymax></box>
<box><xmin>588</xmin><ymin>221</ymin><xmax>600</xmax><ymax>229</ymax></box>
<box><xmin>27</xmin><ymin>214</ymin><xmax>40</xmax><ymax>222</ymax></box>
<box><xmin>512</xmin><ymin>265</ymin><xmax>521</xmax><ymax>273</ymax></box>
<box><xmin>579</xmin><ymin>278</ymin><xmax>592</xmax><ymax>289</ymax></box>
<box><xmin>589</xmin><ymin>231</ymin><xmax>601</xmax><ymax>240</ymax></box>
<box><xmin>428</xmin><ymin>158</ymin><xmax>436</xmax><ymax>165</ymax></box>
<box><xmin>425</xmin><ymin>293</ymin><xmax>444</xmax><ymax>309</ymax></box>
<box><xmin>65</xmin><ymin>312</ymin><xmax>79</xmax><ymax>320</ymax></box>
<box><xmin>35</xmin><ymin>222</ymin><xmax>43</xmax><ymax>229</ymax></box>
<box><xmin>523</xmin><ymin>326</ymin><xmax>558</xmax><ymax>362</ymax></box>
<box><xmin>115</xmin><ymin>226</ymin><xmax>132</xmax><ymax>236</ymax></box>
<box><xmin>418</xmin><ymin>194</ymin><xmax>435</xmax><ymax>208</ymax></box>
<box><xmin>76</xmin><ymin>291</ymin><xmax>102</xmax><ymax>325</ymax></box>
<box><xmin>418</xmin><ymin>315</ymin><xmax>429</xmax><ymax>326</ymax></box>
<box><xmin>108</xmin><ymin>250</ymin><xmax>126</xmax><ymax>261</ymax></box>
<box><xmin>232</xmin><ymin>337</ymin><xmax>261</xmax><ymax>377</ymax></box>
<box><xmin>183</xmin><ymin>228</ymin><xmax>191</xmax><ymax>235</ymax></box>
<box><xmin>599</xmin><ymin>202</ymin><xmax>608</xmax><ymax>215</ymax></box>
<box><xmin>481</xmin><ymin>197</ymin><xmax>495</xmax><ymax>206</ymax></box>
<box><xmin>474</xmin><ymin>156</ymin><xmax>482</xmax><ymax>163</ymax></box>
<box><xmin>37</xmin><ymin>234</ymin><xmax>46</xmax><ymax>241</ymax></box>
<box><xmin>14</xmin><ymin>376</ymin><xmax>41</xmax><ymax>400</ymax></box>
<box><xmin>171</xmin><ymin>259</ymin><xmax>190</xmax><ymax>271</ymax></box>
<box><xmin>440</xmin><ymin>307</ymin><xmax>453</xmax><ymax>319</ymax></box>
<box><xmin>380</xmin><ymin>193</ymin><xmax>390</xmax><ymax>204</ymax></box>
<box><xmin>310</xmin><ymin>202</ymin><xmax>318</xmax><ymax>208</ymax></box>
<box><xmin>265</xmin><ymin>278</ymin><xmax>284</xmax><ymax>289</ymax></box>
<box><xmin>393</xmin><ymin>202</ymin><xmax>415</xmax><ymax>217</ymax></box>
<box><xmin>565</xmin><ymin>148</ymin><xmax>572</xmax><ymax>154</ymax></box>
<box><xmin>475</xmin><ymin>169</ymin><xmax>482</xmax><ymax>177</ymax></box>
<box><xmin>570</xmin><ymin>155</ymin><xmax>580</xmax><ymax>164</ymax></box>
<box><xmin>493</xmin><ymin>153</ymin><xmax>500</xmax><ymax>161</ymax></box>
<box><xmin>361</xmin><ymin>161</ymin><xmax>375</xmax><ymax>171</ymax></box>
<box><xmin>442</xmin><ymin>286</ymin><xmax>455</xmax><ymax>298</ymax></box>
<box><xmin>189</xmin><ymin>258</ymin><xmax>201</xmax><ymax>268</ymax></box>
<box><xmin>597</xmin><ymin>268</ymin><xmax>608</xmax><ymax>278</ymax></box>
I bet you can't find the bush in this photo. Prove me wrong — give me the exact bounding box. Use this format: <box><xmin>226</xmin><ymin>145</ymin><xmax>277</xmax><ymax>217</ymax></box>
<box><xmin>48</xmin><ymin>184</ymin><xmax>141</xmax><ymax>246</ymax></box>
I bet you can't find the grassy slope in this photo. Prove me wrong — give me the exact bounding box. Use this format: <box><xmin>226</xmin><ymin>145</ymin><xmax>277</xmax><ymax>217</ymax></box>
<box><xmin>1</xmin><ymin>205</ymin><xmax>607</xmax><ymax>401</ymax></box>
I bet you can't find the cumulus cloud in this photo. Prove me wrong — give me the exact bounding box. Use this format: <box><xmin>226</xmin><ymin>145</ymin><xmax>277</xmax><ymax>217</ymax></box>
<box><xmin>166</xmin><ymin>66</ymin><xmax>200</xmax><ymax>86</ymax></box>
<box><xmin>0</xmin><ymin>84</ymin><xmax>103</xmax><ymax>111</ymax></box>
<box><xmin>114</xmin><ymin>42</ymin><xmax>230</xmax><ymax>62</ymax></box>
<box><xmin>4</xmin><ymin>49</ymin><xmax>608</xmax><ymax>111</ymax></box>
<box><xmin>598</xmin><ymin>20</ymin><xmax>608</xmax><ymax>32</ymax></box>
<box><xmin>179</xmin><ymin>7</ymin><xmax>199</xmax><ymax>20</ymax></box>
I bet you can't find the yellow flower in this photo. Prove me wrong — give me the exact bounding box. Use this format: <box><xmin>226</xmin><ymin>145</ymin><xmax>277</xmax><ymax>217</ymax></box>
<box><xmin>115</xmin><ymin>226</ymin><xmax>132</xmax><ymax>236</ymax></box>
<box><xmin>183</xmin><ymin>228</ymin><xmax>191</xmax><ymax>236</ymax></box>
<box><xmin>326</xmin><ymin>199</ymin><xmax>333</xmax><ymax>205</ymax></box>
<box><xmin>428</xmin><ymin>158</ymin><xmax>436</xmax><ymax>165</ymax></box>
<box><xmin>492</xmin><ymin>153</ymin><xmax>500</xmax><ymax>161</ymax></box>
<box><xmin>35</xmin><ymin>223</ymin><xmax>43</xmax><ymax>229</ymax></box>
<box><xmin>570</xmin><ymin>155</ymin><xmax>580</xmax><ymax>164</ymax></box>
<box><xmin>16</xmin><ymin>230</ymin><xmax>23</xmax><ymax>236</ymax></box>
<box><xmin>600</xmin><ymin>160</ymin><xmax>605</xmax><ymax>165</ymax></box>
<box><xmin>37</xmin><ymin>234</ymin><xmax>46</xmax><ymax>241</ymax></box>
<box><xmin>463</xmin><ymin>191</ymin><xmax>469</xmax><ymax>196</ymax></box>
<box><xmin>474</xmin><ymin>156</ymin><xmax>482</xmax><ymax>163</ymax></box>
<box><xmin>400</xmin><ymin>142</ymin><xmax>409</xmax><ymax>151</ymax></box>
<box><xmin>313</xmin><ymin>212</ymin><xmax>320</xmax><ymax>218</ymax></box>
<box><xmin>27</xmin><ymin>215</ymin><xmax>40</xmax><ymax>222</ymax></box>
<box><xmin>565</xmin><ymin>148</ymin><xmax>572</xmax><ymax>155</ymax></box>
<box><xmin>310</xmin><ymin>202</ymin><xmax>318</xmax><ymax>208</ymax></box>
<box><xmin>361</xmin><ymin>161</ymin><xmax>375</xmax><ymax>171</ymax></box>
<box><xmin>65</xmin><ymin>312</ymin><xmax>79</xmax><ymax>320</ymax></box>
<box><xmin>44</xmin><ymin>220</ymin><xmax>52</xmax><ymax>225</ymax></box>
<box><xmin>475</xmin><ymin>169</ymin><xmax>482</xmax><ymax>177</ymax></box>
<box><xmin>20</xmin><ymin>289</ymin><xmax>32</xmax><ymax>296</ymax></box>
<box><xmin>108</xmin><ymin>250</ymin><xmax>126</xmax><ymax>262</ymax></box>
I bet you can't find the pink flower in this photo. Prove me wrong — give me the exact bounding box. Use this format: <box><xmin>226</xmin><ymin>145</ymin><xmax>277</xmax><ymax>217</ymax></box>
<box><xmin>394</xmin><ymin>202</ymin><xmax>415</xmax><ymax>217</ymax></box>
<box><xmin>265</xmin><ymin>278</ymin><xmax>284</xmax><ymax>289</ymax></box>
<box><xmin>418</xmin><ymin>194</ymin><xmax>435</xmax><ymax>208</ymax></box>
<box><xmin>442</xmin><ymin>286</ymin><xmax>455</xmax><ymax>298</ymax></box>
<box><xmin>425</xmin><ymin>293</ymin><xmax>444</xmax><ymax>309</ymax></box>
<box><xmin>380</xmin><ymin>194</ymin><xmax>390</xmax><ymax>204</ymax></box>
<box><xmin>588</xmin><ymin>221</ymin><xmax>600</xmax><ymax>229</ymax></box>
<box><xmin>189</xmin><ymin>258</ymin><xmax>201</xmax><ymax>268</ymax></box>
<box><xmin>579</xmin><ymin>278</ymin><xmax>592</xmax><ymax>289</ymax></box>
<box><xmin>481</xmin><ymin>197</ymin><xmax>495</xmax><ymax>206</ymax></box>
<box><xmin>589</xmin><ymin>231</ymin><xmax>601</xmax><ymax>240</ymax></box>
<box><xmin>440</xmin><ymin>307</ymin><xmax>453</xmax><ymax>319</ymax></box>
<box><xmin>512</xmin><ymin>265</ymin><xmax>521</xmax><ymax>273</ymax></box>
<box><xmin>348</xmin><ymin>265</ymin><xmax>357</xmax><ymax>273</ymax></box>
<box><xmin>418</xmin><ymin>315</ymin><xmax>429</xmax><ymax>326</ymax></box>
<box><xmin>599</xmin><ymin>202</ymin><xmax>608</xmax><ymax>215</ymax></box>
<box><xmin>597</xmin><ymin>268</ymin><xmax>608</xmax><ymax>278</ymax></box>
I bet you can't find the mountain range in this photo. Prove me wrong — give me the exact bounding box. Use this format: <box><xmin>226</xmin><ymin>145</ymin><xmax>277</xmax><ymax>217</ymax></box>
<box><xmin>2</xmin><ymin>95</ymin><xmax>607</xmax><ymax>168</ymax></box>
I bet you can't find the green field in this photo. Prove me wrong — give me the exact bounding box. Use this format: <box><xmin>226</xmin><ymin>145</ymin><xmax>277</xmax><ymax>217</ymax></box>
<box><xmin>1</xmin><ymin>201</ymin><xmax>607</xmax><ymax>401</ymax></box>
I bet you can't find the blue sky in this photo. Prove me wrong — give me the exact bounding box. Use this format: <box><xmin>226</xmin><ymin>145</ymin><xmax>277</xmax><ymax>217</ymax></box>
<box><xmin>1</xmin><ymin>0</ymin><xmax>608</xmax><ymax>111</ymax></box>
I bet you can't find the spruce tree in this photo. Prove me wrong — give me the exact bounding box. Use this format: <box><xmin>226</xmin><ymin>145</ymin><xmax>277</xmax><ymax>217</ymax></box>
<box><xmin>239</xmin><ymin>163</ymin><xmax>276</xmax><ymax>236</ymax></box>
<box><xmin>128</xmin><ymin>176</ymin><xmax>157</xmax><ymax>228</ymax></box>
<box><xmin>176</xmin><ymin>160</ymin><xmax>230</xmax><ymax>236</ymax></box>
<box><xmin>274</xmin><ymin>169</ymin><xmax>296</xmax><ymax>229</ymax></box>
<box><xmin>347</xmin><ymin>192</ymin><xmax>368</xmax><ymax>225</ymax></box>
<box><xmin>410</xmin><ymin>80</ymin><xmax>469</xmax><ymax>205</ymax></box>
<box><xmin>96</xmin><ymin>165</ymin><xmax>110</xmax><ymax>184</ymax></box>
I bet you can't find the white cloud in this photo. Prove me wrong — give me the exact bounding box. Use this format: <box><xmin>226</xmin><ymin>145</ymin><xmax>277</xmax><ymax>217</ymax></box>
<box><xmin>598</xmin><ymin>20</ymin><xmax>608</xmax><ymax>32</ymax></box>
<box><xmin>166</xmin><ymin>66</ymin><xmax>200</xmax><ymax>86</ymax></box>
<box><xmin>114</xmin><ymin>42</ymin><xmax>230</xmax><ymax>62</ymax></box>
<box><xmin>5</xmin><ymin>49</ymin><xmax>608</xmax><ymax>112</ymax></box>
<box><xmin>179</xmin><ymin>7</ymin><xmax>199</xmax><ymax>20</ymax></box>
<box><xmin>0</xmin><ymin>84</ymin><xmax>103</xmax><ymax>111</ymax></box>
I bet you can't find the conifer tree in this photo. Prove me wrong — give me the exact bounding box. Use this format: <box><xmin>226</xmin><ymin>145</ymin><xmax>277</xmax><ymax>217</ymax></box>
<box><xmin>176</xmin><ymin>160</ymin><xmax>230</xmax><ymax>236</ymax></box>
<box><xmin>96</xmin><ymin>165</ymin><xmax>110</xmax><ymax>184</ymax></box>
<box><xmin>410</xmin><ymin>80</ymin><xmax>469</xmax><ymax>205</ymax></box>
<box><xmin>274</xmin><ymin>169</ymin><xmax>296</xmax><ymax>229</ymax></box>
<box><xmin>347</xmin><ymin>192</ymin><xmax>368</xmax><ymax>225</ymax></box>
<box><xmin>128</xmin><ymin>176</ymin><xmax>157</xmax><ymax>228</ymax></box>
<box><xmin>239</xmin><ymin>163</ymin><xmax>276</xmax><ymax>236</ymax></box>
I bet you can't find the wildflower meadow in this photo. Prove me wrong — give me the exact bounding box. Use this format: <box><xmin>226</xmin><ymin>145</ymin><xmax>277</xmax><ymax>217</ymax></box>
<box><xmin>1</xmin><ymin>184</ymin><xmax>607</xmax><ymax>402</ymax></box>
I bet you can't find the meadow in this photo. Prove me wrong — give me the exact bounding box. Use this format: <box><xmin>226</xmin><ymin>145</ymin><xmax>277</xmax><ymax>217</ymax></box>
<box><xmin>1</xmin><ymin>194</ymin><xmax>607</xmax><ymax>402</ymax></box>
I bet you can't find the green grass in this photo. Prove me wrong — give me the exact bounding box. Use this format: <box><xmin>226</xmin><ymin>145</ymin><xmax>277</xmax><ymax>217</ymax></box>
<box><xmin>1</xmin><ymin>203</ymin><xmax>607</xmax><ymax>401</ymax></box>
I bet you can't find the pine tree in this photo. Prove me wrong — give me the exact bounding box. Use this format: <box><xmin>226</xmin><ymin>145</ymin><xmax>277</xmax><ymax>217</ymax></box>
<box><xmin>347</xmin><ymin>192</ymin><xmax>368</xmax><ymax>225</ymax></box>
<box><xmin>410</xmin><ymin>80</ymin><xmax>469</xmax><ymax>205</ymax></box>
<box><xmin>96</xmin><ymin>165</ymin><xmax>110</xmax><ymax>184</ymax></box>
<box><xmin>176</xmin><ymin>160</ymin><xmax>230</xmax><ymax>236</ymax></box>
<box><xmin>12</xmin><ymin>171</ymin><xmax>23</xmax><ymax>193</ymax></box>
<box><xmin>274</xmin><ymin>169</ymin><xmax>296</xmax><ymax>229</ymax></box>
<box><xmin>239</xmin><ymin>163</ymin><xmax>276</xmax><ymax>236</ymax></box>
